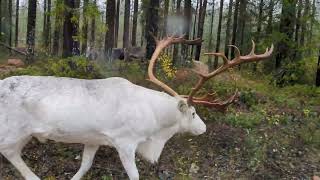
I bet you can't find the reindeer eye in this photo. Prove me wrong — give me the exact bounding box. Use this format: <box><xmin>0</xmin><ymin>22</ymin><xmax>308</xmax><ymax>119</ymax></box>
<box><xmin>192</xmin><ymin>112</ymin><xmax>195</xmax><ymax>118</ymax></box>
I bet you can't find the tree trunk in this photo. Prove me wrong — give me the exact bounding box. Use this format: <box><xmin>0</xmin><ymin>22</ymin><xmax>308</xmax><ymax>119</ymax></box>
<box><xmin>114</xmin><ymin>0</ymin><xmax>120</xmax><ymax>47</ymax></box>
<box><xmin>90</xmin><ymin>0</ymin><xmax>96</xmax><ymax>47</ymax></box>
<box><xmin>191</xmin><ymin>0</ymin><xmax>199</xmax><ymax>56</ymax></box>
<box><xmin>43</xmin><ymin>0</ymin><xmax>51</xmax><ymax>52</ymax></box>
<box><xmin>207</xmin><ymin>1</ymin><xmax>215</xmax><ymax>68</ymax></box>
<box><xmin>62</xmin><ymin>0</ymin><xmax>80</xmax><ymax>57</ymax></box>
<box><xmin>182</xmin><ymin>0</ymin><xmax>192</xmax><ymax>59</ymax></box>
<box><xmin>266</xmin><ymin>0</ymin><xmax>274</xmax><ymax>34</ymax></box>
<box><xmin>8</xmin><ymin>0</ymin><xmax>12</xmax><ymax>47</ymax></box>
<box><xmin>308</xmin><ymin>0</ymin><xmax>315</xmax><ymax>45</ymax></box>
<box><xmin>14</xmin><ymin>0</ymin><xmax>19</xmax><ymax>46</ymax></box>
<box><xmin>316</xmin><ymin>49</ymin><xmax>320</xmax><ymax>86</ymax></box>
<box><xmin>173</xmin><ymin>0</ymin><xmax>182</xmax><ymax>65</ymax></box>
<box><xmin>295</xmin><ymin>0</ymin><xmax>302</xmax><ymax>44</ymax></box>
<box><xmin>123</xmin><ymin>0</ymin><xmax>130</xmax><ymax>48</ymax></box>
<box><xmin>275</xmin><ymin>0</ymin><xmax>297</xmax><ymax>68</ymax></box>
<box><xmin>81</xmin><ymin>0</ymin><xmax>89</xmax><ymax>53</ymax></box>
<box><xmin>131</xmin><ymin>0</ymin><xmax>138</xmax><ymax>46</ymax></box>
<box><xmin>105</xmin><ymin>0</ymin><xmax>115</xmax><ymax>54</ymax></box>
<box><xmin>252</xmin><ymin>0</ymin><xmax>263</xmax><ymax>71</ymax></box>
<box><xmin>145</xmin><ymin>0</ymin><xmax>159</xmax><ymax>59</ymax></box>
<box><xmin>52</xmin><ymin>0</ymin><xmax>63</xmax><ymax>55</ymax></box>
<box><xmin>300</xmin><ymin>0</ymin><xmax>309</xmax><ymax>47</ymax></box>
<box><xmin>26</xmin><ymin>0</ymin><xmax>37</xmax><ymax>62</ymax></box>
<box><xmin>230</xmin><ymin>0</ymin><xmax>239</xmax><ymax>59</ymax></box>
<box><xmin>43</xmin><ymin>0</ymin><xmax>47</xmax><ymax>47</ymax></box>
<box><xmin>0</xmin><ymin>0</ymin><xmax>2</xmax><ymax>42</ymax></box>
<box><xmin>162</xmin><ymin>0</ymin><xmax>169</xmax><ymax>38</ymax></box>
<box><xmin>213</xmin><ymin>0</ymin><xmax>223</xmax><ymax>69</ymax></box>
<box><xmin>194</xmin><ymin>0</ymin><xmax>207</xmax><ymax>61</ymax></box>
<box><xmin>237</xmin><ymin>0</ymin><xmax>247</xmax><ymax>51</ymax></box>
<box><xmin>224</xmin><ymin>0</ymin><xmax>233</xmax><ymax>58</ymax></box>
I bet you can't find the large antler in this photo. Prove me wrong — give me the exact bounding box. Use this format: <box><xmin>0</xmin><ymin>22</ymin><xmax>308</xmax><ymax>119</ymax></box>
<box><xmin>148</xmin><ymin>35</ymin><xmax>273</xmax><ymax>112</ymax></box>
<box><xmin>186</xmin><ymin>40</ymin><xmax>274</xmax><ymax>111</ymax></box>
<box><xmin>147</xmin><ymin>35</ymin><xmax>202</xmax><ymax>96</ymax></box>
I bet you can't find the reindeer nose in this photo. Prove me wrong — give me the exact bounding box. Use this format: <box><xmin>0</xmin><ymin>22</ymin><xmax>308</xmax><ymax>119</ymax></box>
<box><xmin>199</xmin><ymin>122</ymin><xmax>206</xmax><ymax>135</ymax></box>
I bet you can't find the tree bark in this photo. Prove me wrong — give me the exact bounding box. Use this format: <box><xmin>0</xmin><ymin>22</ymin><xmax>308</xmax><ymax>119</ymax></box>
<box><xmin>266</xmin><ymin>0</ymin><xmax>274</xmax><ymax>34</ymax></box>
<box><xmin>81</xmin><ymin>0</ymin><xmax>89</xmax><ymax>53</ymax></box>
<box><xmin>224</xmin><ymin>0</ymin><xmax>233</xmax><ymax>58</ymax></box>
<box><xmin>213</xmin><ymin>0</ymin><xmax>224</xmax><ymax>69</ymax></box>
<box><xmin>8</xmin><ymin>0</ymin><xmax>12</xmax><ymax>47</ymax></box>
<box><xmin>173</xmin><ymin>0</ymin><xmax>182</xmax><ymax>65</ymax></box>
<box><xmin>62</xmin><ymin>0</ymin><xmax>80</xmax><ymax>57</ymax></box>
<box><xmin>52</xmin><ymin>0</ymin><xmax>63</xmax><ymax>55</ymax></box>
<box><xmin>123</xmin><ymin>0</ymin><xmax>130</xmax><ymax>48</ymax></box>
<box><xmin>105</xmin><ymin>0</ymin><xmax>115</xmax><ymax>53</ymax></box>
<box><xmin>191</xmin><ymin>0</ymin><xmax>199</xmax><ymax>56</ymax></box>
<box><xmin>162</xmin><ymin>0</ymin><xmax>169</xmax><ymax>38</ymax></box>
<box><xmin>316</xmin><ymin>49</ymin><xmax>320</xmax><ymax>86</ymax></box>
<box><xmin>256</xmin><ymin>0</ymin><xmax>263</xmax><ymax>42</ymax></box>
<box><xmin>43</xmin><ymin>0</ymin><xmax>47</xmax><ymax>47</ymax></box>
<box><xmin>114</xmin><ymin>0</ymin><xmax>120</xmax><ymax>47</ymax></box>
<box><xmin>182</xmin><ymin>0</ymin><xmax>192</xmax><ymax>59</ymax></box>
<box><xmin>0</xmin><ymin>0</ymin><xmax>2</xmax><ymax>42</ymax></box>
<box><xmin>131</xmin><ymin>0</ymin><xmax>138</xmax><ymax>46</ymax></box>
<box><xmin>275</xmin><ymin>0</ymin><xmax>297</xmax><ymax>68</ymax></box>
<box><xmin>237</xmin><ymin>0</ymin><xmax>247</xmax><ymax>52</ymax></box>
<box><xmin>207</xmin><ymin>1</ymin><xmax>215</xmax><ymax>68</ymax></box>
<box><xmin>295</xmin><ymin>0</ymin><xmax>302</xmax><ymax>44</ymax></box>
<box><xmin>230</xmin><ymin>0</ymin><xmax>239</xmax><ymax>59</ymax></box>
<box><xmin>194</xmin><ymin>0</ymin><xmax>207</xmax><ymax>61</ymax></box>
<box><xmin>90</xmin><ymin>0</ymin><xmax>96</xmax><ymax>47</ymax></box>
<box><xmin>26</xmin><ymin>0</ymin><xmax>37</xmax><ymax>62</ymax></box>
<box><xmin>14</xmin><ymin>0</ymin><xmax>19</xmax><ymax>46</ymax></box>
<box><xmin>308</xmin><ymin>0</ymin><xmax>315</xmax><ymax>45</ymax></box>
<box><xmin>252</xmin><ymin>0</ymin><xmax>263</xmax><ymax>71</ymax></box>
<box><xmin>43</xmin><ymin>0</ymin><xmax>51</xmax><ymax>52</ymax></box>
<box><xmin>300</xmin><ymin>0</ymin><xmax>309</xmax><ymax>47</ymax></box>
<box><xmin>145</xmin><ymin>0</ymin><xmax>159</xmax><ymax>59</ymax></box>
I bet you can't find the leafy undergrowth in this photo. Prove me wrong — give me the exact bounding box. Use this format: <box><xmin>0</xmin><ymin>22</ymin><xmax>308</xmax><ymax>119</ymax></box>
<box><xmin>0</xmin><ymin>60</ymin><xmax>319</xmax><ymax>179</ymax></box>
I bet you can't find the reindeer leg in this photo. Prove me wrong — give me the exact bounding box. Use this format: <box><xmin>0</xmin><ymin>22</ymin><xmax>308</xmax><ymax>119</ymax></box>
<box><xmin>71</xmin><ymin>144</ymin><xmax>99</xmax><ymax>180</ymax></box>
<box><xmin>1</xmin><ymin>137</ymin><xmax>40</xmax><ymax>180</ymax></box>
<box><xmin>117</xmin><ymin>144</ymin><xmax>139</xmax><ymax>180</ymax></box>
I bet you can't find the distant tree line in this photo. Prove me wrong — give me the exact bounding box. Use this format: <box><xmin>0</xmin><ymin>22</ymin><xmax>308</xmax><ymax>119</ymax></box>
<box><xmin>0</xmin><ymin>0</ymin><xmax>319</xmax><ymax>86</ymax></box>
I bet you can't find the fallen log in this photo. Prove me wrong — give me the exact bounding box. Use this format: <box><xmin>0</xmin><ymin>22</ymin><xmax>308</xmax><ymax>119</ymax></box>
<box><xmin>0</xmin><ymin>42</ymin><xmax>27</xmax><ymax>56</ymax></box>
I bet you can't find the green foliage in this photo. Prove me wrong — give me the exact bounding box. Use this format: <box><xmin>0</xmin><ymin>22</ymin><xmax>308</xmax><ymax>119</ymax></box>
<box><xmin>101</xmin><ymin>175</ymin><xmax>112</xmax><ymax>180</ymax></box>
<box><xmin>239</xmin><ymin>89</ymin><xmax>258</xmax><ymax>107</ymax></box>
<box><xmin>224</xmin><ymin>112</ymin><xmax>263</xmax><ymax>129</ymax></box>
<box><xmin>272</xmin><ymin>61</ymin><xmax>306</xmax><ymax>87</ymax></box>
<box><xmin>0</xmin><ymin>56</ymin><xmax>104</xmax><ymax>79</ymax></box>
<box><xmin>45</xmin><ymin>56</ymin><xmax>103</xmax><ymax>79</ymax></box>
<box><xmin>85</xmin><ymin>2</ymin><xmax>100</xmax><ymax>18</ymax></box>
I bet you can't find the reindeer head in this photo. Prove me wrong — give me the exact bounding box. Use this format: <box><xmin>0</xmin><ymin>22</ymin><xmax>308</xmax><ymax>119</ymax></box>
<box><xmin>147</xmin><ymin>35</ymin><xmax>273</xmax><ymax>135</ymax></box>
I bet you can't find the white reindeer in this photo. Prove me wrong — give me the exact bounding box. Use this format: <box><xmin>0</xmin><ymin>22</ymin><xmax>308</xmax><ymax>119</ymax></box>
<box><xmin>0</xmin><ymin>36</ymin><xmax>273</xmax><ymax>180</ymax></box>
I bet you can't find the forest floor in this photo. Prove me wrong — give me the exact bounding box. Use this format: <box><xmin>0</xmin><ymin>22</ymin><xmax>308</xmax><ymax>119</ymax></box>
<box><xmin>0</xmin><ymin>54</ymin><xmax>319</xmax><ymax>180</ymax></box>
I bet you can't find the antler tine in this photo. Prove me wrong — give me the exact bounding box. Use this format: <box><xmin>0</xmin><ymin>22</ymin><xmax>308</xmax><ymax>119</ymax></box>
<box><xmin>249</xmin><ymin>40</ymin><xmax>256</xmax><ymax>55</ymax></box>
<box><xmin>204</xmin><ymin>52</ymin><xmax>229</xmax><ymax>64</ymax></box>
<box><xmin>228</xmin><ymin>45</ymin><xmax>241</xmax><ymax>60</ymax></box>
<box><xmin>147</xmin><ymin>35</ymin><xmax>203</xmax><ymax>97</ymax></box>
<box><xmin>186</xmin><ymin>42</ymin><xmax>273</xmax><ymax>110</ymax></box>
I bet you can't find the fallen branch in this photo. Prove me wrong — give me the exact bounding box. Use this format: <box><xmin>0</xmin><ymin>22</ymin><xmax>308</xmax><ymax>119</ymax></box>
<box><xmin>0</xmin><ymin>42</ymin><xmax>27</xmax><ymax>56</ymax></box>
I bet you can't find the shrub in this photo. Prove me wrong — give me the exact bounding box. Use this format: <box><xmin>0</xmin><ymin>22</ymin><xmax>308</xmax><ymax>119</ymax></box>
<box><xmin>45</xmin><ymin>56</ymin><xmax>103</xmax><ymax>79</ymax></box>
<box><xmin>1</xmin><ymin>56</ymin><xmax>104</xmax><ymax>80</ymax></box>
<box><xmin>239</xmin><ymin>89</ymin><xmax>258</xmax><ymax>107</ymax></box>
<box><xmin>272</xmin><ymin>61</ymin><xmax>306</xmax><ymax>87</ymax></box>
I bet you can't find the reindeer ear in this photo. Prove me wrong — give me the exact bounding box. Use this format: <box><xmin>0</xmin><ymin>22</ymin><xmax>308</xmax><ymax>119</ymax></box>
<box><xmin>178</xmin><ymin>100</ymin><xmax>188</xmax><ymax>113</ymax></box>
